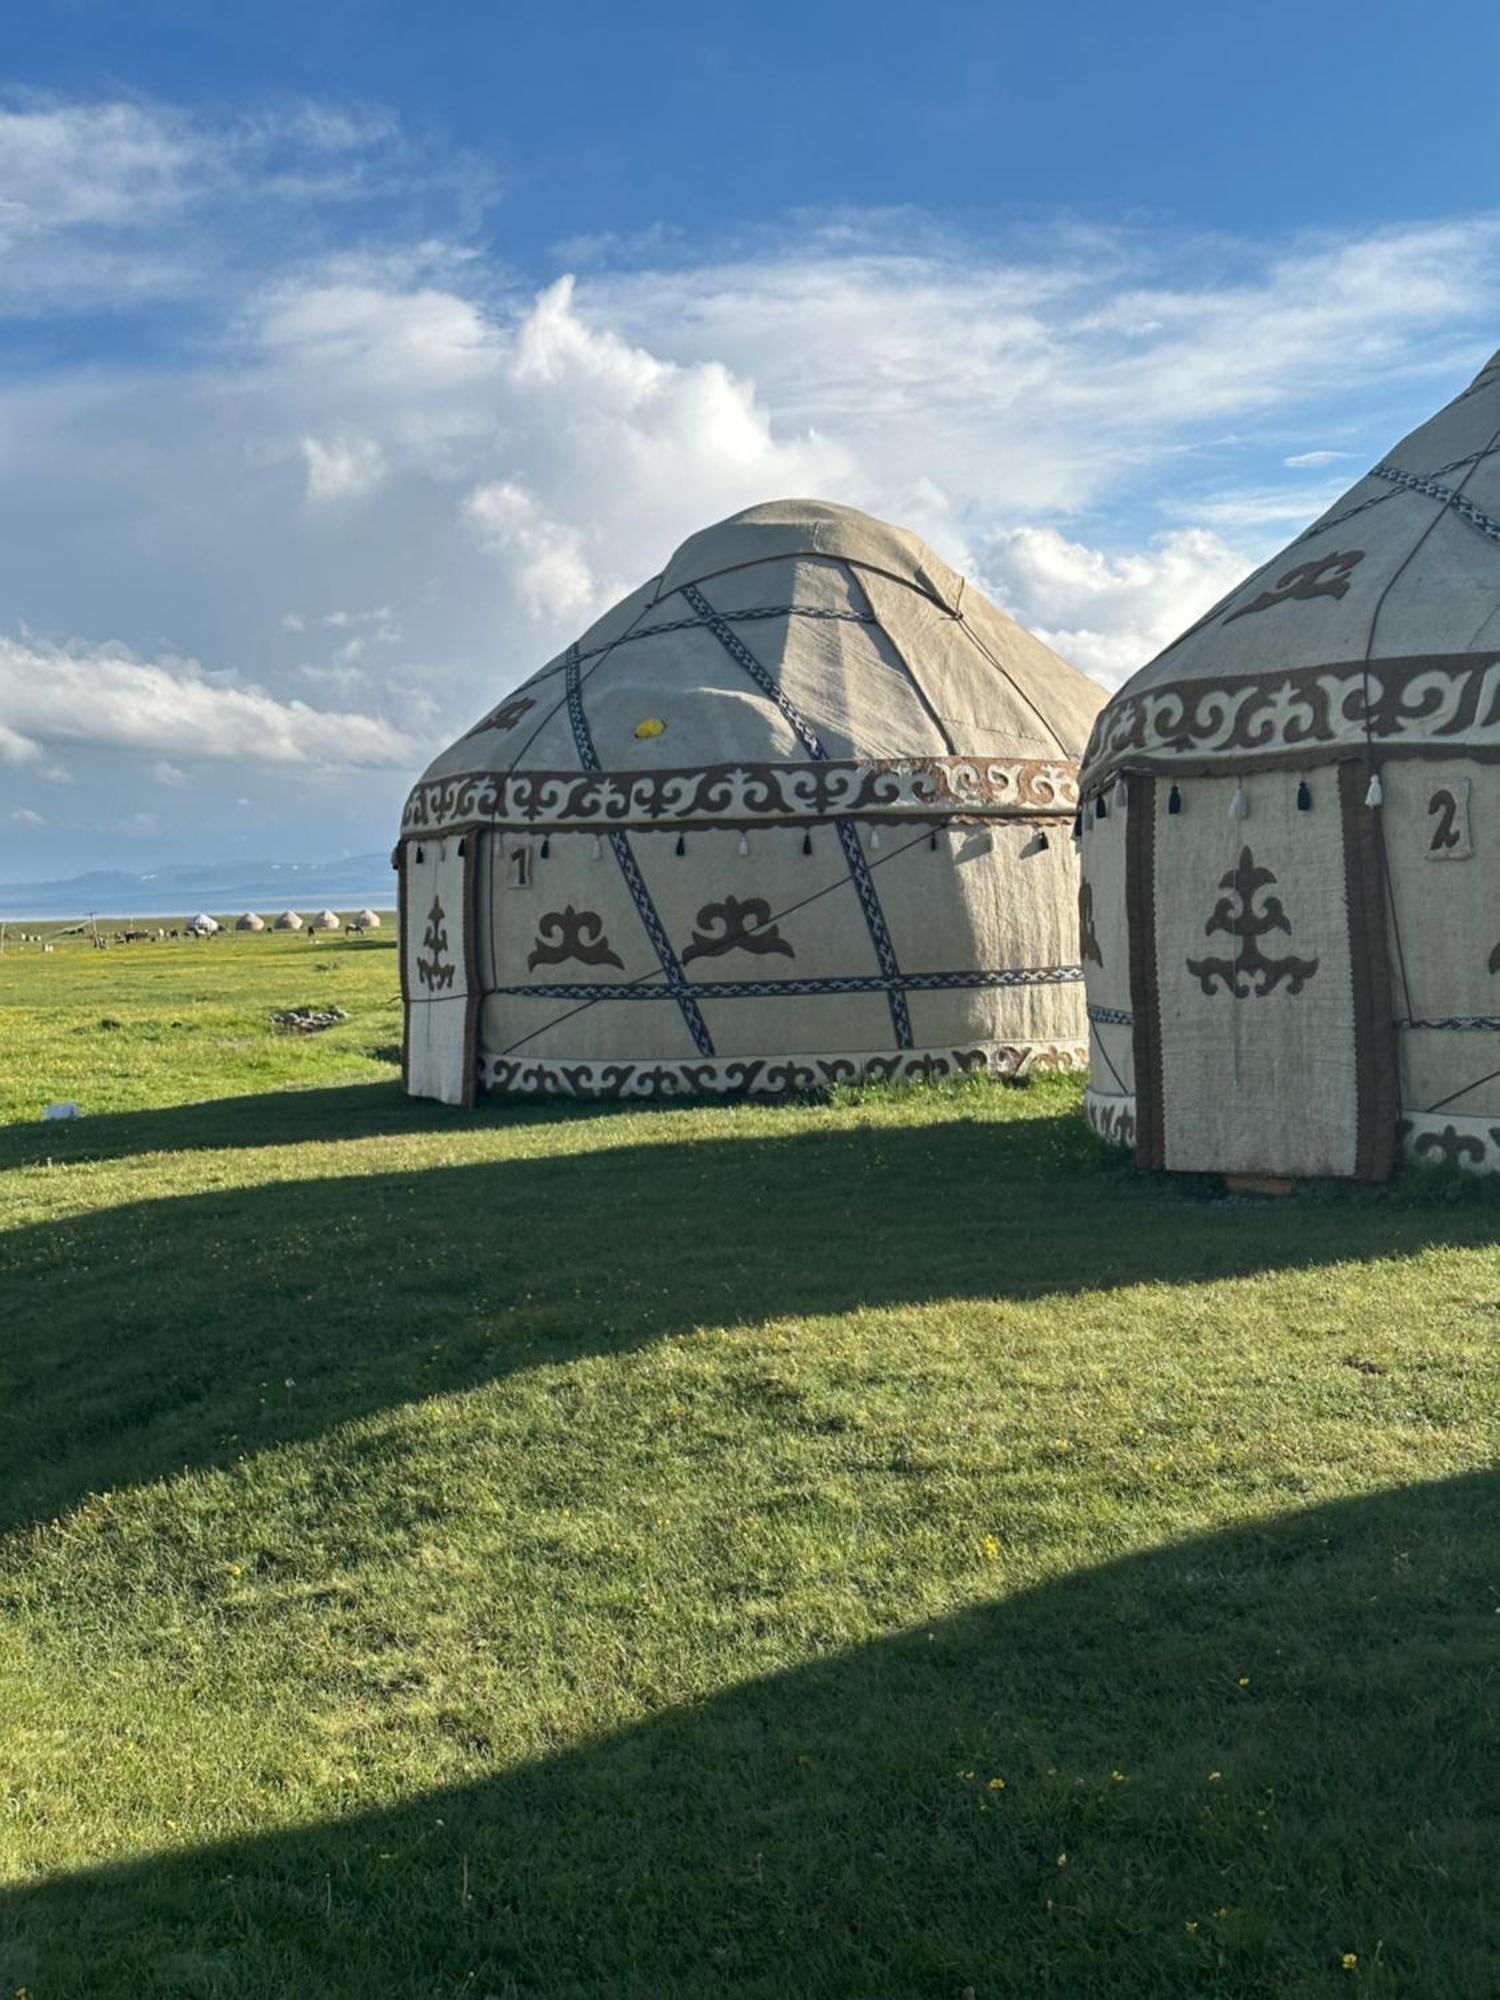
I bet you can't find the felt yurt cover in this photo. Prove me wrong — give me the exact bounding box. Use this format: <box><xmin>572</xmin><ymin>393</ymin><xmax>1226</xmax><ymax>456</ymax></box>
<box><xmin>274</xmin><ymin>909</ymin><xmax>303</xmax><ymax>930</ymax></box>
<box><xmin>236</xmin><ymin>912</ymin><xmax>265</xmax><ymax>931</ymax></box>
<box><xmin>309</xmin><ymin>910</ymin><xmax>340</xmax><ymax>930</ymax></box>
<box><xmin>396</xmin><ymin>498</ymin><xmax>1105</xmax><ymax>1106</ymax></box>
<box><xmin>1080</xmin><ymin>345</ymin><xmax>1500</xmax><ymax>1179</ymax></box>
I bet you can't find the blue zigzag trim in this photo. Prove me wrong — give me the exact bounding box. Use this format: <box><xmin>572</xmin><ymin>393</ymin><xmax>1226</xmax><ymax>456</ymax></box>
<box><xmin>678</xmin><ymin>582</ymin><xmax>829</xmax><ymax>758</ymax></box>
<box><xmin>1087</xmin><ymin>1003</ymin><xmax>1134</xmax><ymax>1026</ymax></box>
<box><xmin>564</xmin><ymin>647</ymin><xmax>714</xmax><ymax>1055</ymax></box>
<box><xmin>1397</xmin><ymin>1015</ymin><xmax>1500</xmax><ymax>1031</ymax></box>
<box><xmin>1369</xmin><ymin>465</ymin><xmax>1500</xmax><ymax>548</ymax></box>
<box><xmin>679</xmin><ymin>581</ymin><xmax>912</xmax><ymax>1046</ymax></box>
<box><xmin>493</xmin><ymin>967</ymin><xmax>1083</xmax><ymax>1002</ymax></box>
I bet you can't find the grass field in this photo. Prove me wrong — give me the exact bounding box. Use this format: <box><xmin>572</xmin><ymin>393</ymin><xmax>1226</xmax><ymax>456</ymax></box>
<box><xmin>0</xmin><ymin>929</ymin><xmax>1496</xmax><ymax>1997</ymax></box>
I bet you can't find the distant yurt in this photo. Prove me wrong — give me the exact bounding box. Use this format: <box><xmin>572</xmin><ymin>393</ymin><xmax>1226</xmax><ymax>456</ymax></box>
<box><xmin>396</xmin><ymin>498</ymin><xmax>1106</xmax><ymax>1106</ymax></box>
<box><xmin>273</xmin><ymin>910</ymin><xmax>304</xmax><ymax>931</ymax></box>
<box><xmin>186</xmin><ymin>913</ymin><xmax>219</xmax><ymax>935</ymax></box>
<box><xmin>236</xmin><ymin>912</ymin><xmax>265</xmax><ymax>932</ymax></box>
<box><xmin>1080</xmin><ymin>345</ymin><xmax>1500</xmax><ymax>1180</ymax></box>
<box><xmin>355</xmin><ymin>908</ymin><xmax>381</xmax><ymax>929</ymax></box>
<box><xmin>309</xmin><ymin>910</ymin><xmax>340</xmax><ymax>931</ymax></box>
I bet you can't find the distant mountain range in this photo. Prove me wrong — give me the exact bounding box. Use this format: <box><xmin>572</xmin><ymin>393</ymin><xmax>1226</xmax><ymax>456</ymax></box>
<box><xmin>0</xmin><ymin>855</ymin><xmax>397</xmax><ymax>920</ymax></box>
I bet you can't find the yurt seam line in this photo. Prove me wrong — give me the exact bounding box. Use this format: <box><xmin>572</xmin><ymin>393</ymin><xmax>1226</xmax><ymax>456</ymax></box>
<box><xmin>1422</xmin><ymin>1065</ymin><xmax>1500</xmax><ymax>1115</ymax></box>
<box><xmin>501</xmin><ymin>595</ymin><xmax>662</xmax><ymax>776</ymax></box>
<box><xmin>837</xmin><ymin>558</ymin><xmax>959</xmax><ymax>756</ymax></box>
<box><xmin>563</xmin><ymin>645</ymin><xmax>716</xmax><ymax>1057</ymax></box>
<box><xmin>680</xmin><ymin>579</ymin><xmax>913</xmax><ymax>1048</ymax></box>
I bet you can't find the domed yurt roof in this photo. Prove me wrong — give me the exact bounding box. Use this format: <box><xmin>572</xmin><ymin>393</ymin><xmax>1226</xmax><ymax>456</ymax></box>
<box><xmin>355</xmin><ymin>908</ymin><xmax>381</xmax><ymax>928</ymax></box>
<box><xmin>404</xmin><ymin>498</ymin><xmax>1103</xmax><ymax>839</ymax></box>
<box><xmin>186</xmin><ymin>912</ymin><xmax>218</xmax><ymax>933</ymax></box>
<box><xmin>309</xmin><ymin>909</ymin><xmax>340</xmax><ymax>930</ymax></box>
<box><xmin>1083</xmin><ymin>345</ymin><xmax>1500</xmax><ymax>792</ymax></box>
<box><xmin>236</xmin><ymin>912</ymin><xmax>265</xmax><ymax>931</ymax></box>
<box><xmin>397</xmin><ymin>500</ymin><xmax>1106</xmax><ymax>1108</ymax></box>
<box><xmin>273</xmin><ymin>909</ymin><xmax>303</xmax><ymax>930</ymax></box>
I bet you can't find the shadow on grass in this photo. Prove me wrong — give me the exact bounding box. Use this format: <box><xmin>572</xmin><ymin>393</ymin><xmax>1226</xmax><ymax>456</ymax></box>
<box><xmin>2</xmin><ymin>1470</ymin><xmax>1494</xmax><ymax>1998</ymax></box>
<box><xmin>0</xmin><ymin>1081</ymin><xmax>457</xmax><ymax>1171</ymax></box>
<box><xmin>1</xmin><ymin>1099</ymin><xmax>1496</xmax><ymax>1533</ymax></box>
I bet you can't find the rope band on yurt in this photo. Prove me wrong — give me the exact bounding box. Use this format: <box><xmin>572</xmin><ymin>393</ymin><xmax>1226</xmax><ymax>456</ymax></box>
<box><xmin>679</xmin><ymin>579</ymin><xmax>913</xmax><ymax>1047</ymax></box>
<box><xmin>564</xmin><ymin>645</ymin><xmax>716</xmax><ymax>1056</ymax></box>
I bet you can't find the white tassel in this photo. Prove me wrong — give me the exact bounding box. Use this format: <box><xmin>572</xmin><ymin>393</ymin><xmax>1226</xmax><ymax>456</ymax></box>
<box><xmin>870</xmin><ymin>827</ymin><xmax>881</xmax><ymax>850</ymax></box>
<box><xmin>1365</xmin><ymin>769</ymin><xmax>1383</xmax><ymax>808</ymax></box>
<box><xmin>1229</xmin><ymin>778</ymin><xmax>1249</xmax><ymax>821</ymax></box>
<box><xmin>591</xmin><ymin>833</ymin><xmax>602</xmax><ymax>860</ymax></box>
<box><xmin>1112</xmin><ymin>772</ymin><xmax>1129</xmax><ymax>811</ymax></box>
<box><xmin>738</xmin><ymin>831</ymin><xmax>749</xmax><ymax>856</ymax></box>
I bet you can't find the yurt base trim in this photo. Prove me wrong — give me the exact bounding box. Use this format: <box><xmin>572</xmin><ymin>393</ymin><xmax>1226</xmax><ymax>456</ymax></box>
<box><xmin>480</xmin><ymin>1040</ymin><xmax>1087</xmax><ymax>1099</ymax></box>
<box><xmin>1086</xmin><ymin>1093</ymin><xmax>1500</xmax><ymax>1179</ymax></box>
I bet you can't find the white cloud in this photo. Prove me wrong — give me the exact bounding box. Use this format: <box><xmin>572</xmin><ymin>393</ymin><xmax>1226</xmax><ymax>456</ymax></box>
<box><xmin>10</xmin><ymin>805</ymin><xmax>43</xmax><ymax>825</ymax></box>
<box><xmin>301</xmin><ymin>434</ymin><xmax>387</xmax><ymax>504</ymax></box>
<box><xmin>0</xmin><ymin>636</ymin><xmax>413</xmax><ymax>766</ymax></box>
<box><xmin>1285</xmin><ymin>449</ymin><xmax>1357</xmax><ymax>468</ymax></box>
<box><xmin>464</xmin><ymin>480</ymin><xmax>596</xmax><ymax>621</ymax></box>
<box><xmin>979</xmin><ymin>525</ymin><xmax>1253</xmax><ymax>683</ymax></box>
<box><xmin>149</xmin><ymin>759</ymin><xmax>189</xmax><ymax>787</ymax></box>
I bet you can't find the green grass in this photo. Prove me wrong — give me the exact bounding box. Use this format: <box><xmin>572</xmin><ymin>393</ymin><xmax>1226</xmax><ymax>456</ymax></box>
<box><xmin>0</xmin><ymin>932</ymin><xmax>1497</xmax><ymax>1996</ymax></box>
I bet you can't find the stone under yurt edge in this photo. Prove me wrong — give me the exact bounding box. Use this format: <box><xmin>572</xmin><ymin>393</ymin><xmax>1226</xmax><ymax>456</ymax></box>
<box><xmin>1080</xmin><ymin>345</ymin><xmax>1500</xmax><ymax>1180</ymax></box>
<box><xmin>396</xmin><ymin>498</ymin><xmax>1107</xmax><ymax>1104</ymax></box>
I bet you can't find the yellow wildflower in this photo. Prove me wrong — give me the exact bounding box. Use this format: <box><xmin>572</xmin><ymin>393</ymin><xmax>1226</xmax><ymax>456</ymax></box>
<box><xmin>1185</xmin><ymin>1921</ymin><xmax>1198</xmax><ymax>1935</ymax></box>
<box><xmin>987</xmin><ymin>1776</ymin><xmax>1005</xmax><ymax>1790</ymax></box>
<box><xmin>1341</xmin><ymin>1953</ymin><xmax>1358</xmax><ymax>1971</ymax></box>
<box><xmin>980</xmin><ymin>1535</ymin><xmax>1000</xmax><ymax>1559</ymax></box>
<box><xmin>1055</xmin><ymin>1851</ymin><xmax>1068</xmax><ymax>1867</ymax></box>
<box><xmin>1208</xmin><ymin>1771</ymin><xmax>1222</xmax><ymax>1783</ymax></box>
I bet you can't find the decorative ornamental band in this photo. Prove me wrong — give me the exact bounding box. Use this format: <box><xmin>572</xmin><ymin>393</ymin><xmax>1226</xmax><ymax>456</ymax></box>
<box><xmin>401</xmin><ymin>755</ymin><xmax>1081</xmax><ymax>835</ymax></box>
<box><xmin>479</xmin><ymin>1039</ymin><xmax>1088</xmax><ymax>1100</ymax></box>
<box><xmin>1081</xmin><ymin>650</ymin><xmax>1500</xmax><ymax>791</ymax></box>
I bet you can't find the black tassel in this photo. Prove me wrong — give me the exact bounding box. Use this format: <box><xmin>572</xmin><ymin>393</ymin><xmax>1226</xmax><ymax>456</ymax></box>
<box><xmin>1035</xmin><ymin>829</ymin><xmax>1049</xmax><ymax>852</ymax></box>
<box><xmin>540</xmin><ymin>836</ymin><xmax>550</xmax><ymax>859</ymax></box>
<box><xmin>1095</xmin><ymin>794</ymin><xmax>1108</xmax><ymax>821</ymax></box>
<box><xmin>415</xmin><ymin>845</ymin><xmax>425</xmax><ymax>862</ymax></box>
<box><xmin>802</xmin><ymin>830</ymin><xmax>812</xmax><ymax>856</ymax></box>
<box><xmin>1296</xmin><ymin>779</ymin><xmax>1312</xmax><ymax>812</ymax></box>
<box><xmin>929</xmin><ymin>827</ymin><xmax>939</xmax><ymax>851</ymax></box>
<box><xmin>1070</xmin><ymin>810</ymin><xmax>1083</xmax><ymax>842</ymax></box>
<box><xmin>675</xmin><ymin>833</ymin><xmax>686</xmax><ymax>857</ymax></box>
<box><xmin>1167</xmin><ymin>784</ymin><xmax>1182</xmax><ymax>816</ymax></box>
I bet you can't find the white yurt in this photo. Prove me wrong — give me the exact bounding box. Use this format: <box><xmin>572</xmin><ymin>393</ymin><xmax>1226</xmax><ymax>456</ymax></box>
<box><xmin>1080</xmin><ymin>344</ymin><xmax>1500</xmax><ymax>1180</ymax></box>
<box><xmin>236</xmin><ymin>912</ymin><xmax>266</xmax><ymax>932</ymax></box>
<box><xmin>396</xmin><ymin>498</ymin><xmax>1106</xmax><ymax>1105</ymax></box>
<box><xmin>355</xmin><ymin>908</ymin><xmax>381</xmax><ymax>930</ymax></box>
<box><xmin>274</xmin><ymin>909</ymin><xmax>304</xmax><ymax>931</ymax></box>
<box><xmin>186</xmin><ymin>913</ymin><xmax>219</xmax><ymax>935</ymax></box>
<box><xmin>309</xmin><ymin>909</ymin><xmax>341</xmax><ymax>931</ymax></box>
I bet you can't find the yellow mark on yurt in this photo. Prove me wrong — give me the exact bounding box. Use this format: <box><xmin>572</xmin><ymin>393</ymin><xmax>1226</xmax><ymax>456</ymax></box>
<box><xmin>634</xmin><ymin>717</ymin><xmax>666</xmax><ymax>739</ymax></box>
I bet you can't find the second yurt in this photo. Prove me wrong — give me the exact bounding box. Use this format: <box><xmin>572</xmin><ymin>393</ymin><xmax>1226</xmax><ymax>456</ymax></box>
<box><xmin>236</xmin><ymin>912</ymin><xmax>265</xmax><ymax>932</ymax></box>
<box><xmin>1080</xmin><ymin>345</ymin><xmax>1500</xmax><ymax>1180</ymax></box>
<box><xmin>308</xmin><ymin>910</ymin><xmax>340</xmax><ymax>932</ymax></box>
<box><xmin>396</xmin><ymin>498</ymin><xmax>1106</xmax><ymax>1105</ymax></box>
<box><xmin>274</xmin><ymin>910</ymin><xmax>304</xmax><ymax>931</ymax></box>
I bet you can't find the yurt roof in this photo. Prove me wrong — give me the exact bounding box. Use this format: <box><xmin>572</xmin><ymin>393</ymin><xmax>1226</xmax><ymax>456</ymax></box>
<box><xmin>1084</xmin><ymin>345</ymin><xmax>1500</xmax><ymax>790</ymax></box>
<box><xmin>404</xmin><ymin>499</ymin><xmax>1104</xmax><ymax>837</ymax></box>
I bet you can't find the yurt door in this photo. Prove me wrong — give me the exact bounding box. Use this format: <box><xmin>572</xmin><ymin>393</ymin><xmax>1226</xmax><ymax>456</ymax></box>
<box><xmin>1126</xmin><ymin>767</ymin><xmax>1395</xmax><ymax>1180</ymax></box>
<box><xmin>401</xmin><ymin>834</ymin><xmax>479</xmax><ymax>1106</ymax></box>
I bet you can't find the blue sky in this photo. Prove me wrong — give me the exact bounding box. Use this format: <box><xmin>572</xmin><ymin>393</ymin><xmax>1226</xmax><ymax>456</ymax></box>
<box><xmin>2</xmin><ymin>0</ymin><xmax>1499</xmax><ymax>877</ymax></box>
